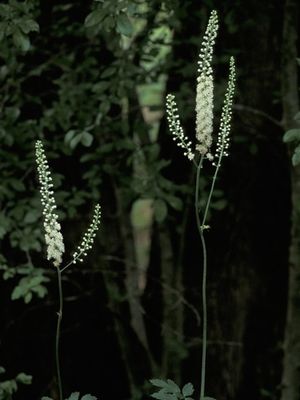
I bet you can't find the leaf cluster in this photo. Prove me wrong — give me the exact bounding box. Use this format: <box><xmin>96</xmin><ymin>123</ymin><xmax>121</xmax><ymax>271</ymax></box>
<box><xmin>149</xmin><ymin>379</ymin><xmax>194</xmax><ymax>400</ymax></box>
<box><xmin>0</xmin><ymin>0</ymin><xmax>39</xmax><ymax>51</ymax></box>
<box><xmin>0</xmin><ymin>366</ymin><xmax>32</xmax><ymax>400</ymax></box>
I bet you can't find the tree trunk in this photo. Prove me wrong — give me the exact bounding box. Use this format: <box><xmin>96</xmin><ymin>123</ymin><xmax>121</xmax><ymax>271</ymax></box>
<box><xmin>280</xmin><ymin>0</ymin><xmax>300</xmax><ymax>399</ymax></box>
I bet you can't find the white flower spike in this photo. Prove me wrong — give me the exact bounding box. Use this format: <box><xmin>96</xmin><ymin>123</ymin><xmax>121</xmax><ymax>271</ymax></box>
<box><xmin>195</xmin><ymin>10</ymin><xmax>219</xmax><ymax>157</ymax></box>
<box><xmin>214</xmin><ymin>57</ymin><xmax>236</xmax><ymax>165</ymax></box>
<box><xmin>35</xmin><ymin>140</ymin><xmax>65</xmax><ymax>267</ymax></box>
<box><xmin>72</xmin><ymin>204</ymin><xmax>101</xmax><ymax>263</ymax></box>
<box><xmin>166</xmin><ymin>93</ymin><xmax>195</xmax><ymax>161</ymax></box>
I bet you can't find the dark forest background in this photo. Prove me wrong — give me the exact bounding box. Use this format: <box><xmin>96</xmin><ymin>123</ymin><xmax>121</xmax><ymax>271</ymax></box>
<box><xmin>0</xmin><ymin>0</ymin><xmax>300</xmax><ymax>399</ymax></box>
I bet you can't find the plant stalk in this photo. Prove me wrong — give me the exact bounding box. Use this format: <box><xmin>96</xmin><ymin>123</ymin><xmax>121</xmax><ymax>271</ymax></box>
<box><xmin>194</xmin><ymin>156</ymin><xmax>207</xmax><ymax>400</ymax></box>
<box><xmin>195</xmin><ymin>155</ymin><xmax>222</xmax><ymax>400</ymax></box>
<box><xmin>55</xmin><ymin>265</ymin><xmax>63</xmax><ymax>400</ymax></box>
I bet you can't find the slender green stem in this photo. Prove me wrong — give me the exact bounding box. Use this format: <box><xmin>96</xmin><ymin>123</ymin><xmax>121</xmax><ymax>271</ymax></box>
<box><xmin>55</xmin><ymin>265</ymin><xmax>63</xmax><ymax>400</ymax></box>
<box><xmin>201</xmin><ymin>159</ymin><xmax>221</xmax><ymax>227</ymax></box>
<box><xmin>195</xmin><ymin>155</ymin><xmax>222</xmax><ymax>400</ymax></box>
<box><xmin>194</xmin><ymin>156</ymin><xmax>207</xmax><ymax>400</ymax></box>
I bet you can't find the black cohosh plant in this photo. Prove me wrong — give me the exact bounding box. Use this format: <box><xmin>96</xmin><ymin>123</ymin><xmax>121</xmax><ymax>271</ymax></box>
<box><xmin>35</xmin><ymin>140</ymin><xmax>100</xmax><ymax>400</ymax></box>
<box><xmin>150</xmin><ymin>10</ymin><xmax>236</xmax><ymax>400</ymax></box>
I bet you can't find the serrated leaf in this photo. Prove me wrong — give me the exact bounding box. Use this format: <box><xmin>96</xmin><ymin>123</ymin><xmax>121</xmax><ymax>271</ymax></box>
<box><xmin>149</xmin><ymin>379</ymin><xmax>169</xmax><ymax>389</ymax></box>
<box><xmin>116</xmin><ymin>13</ymin><xmax>133</xmax><ymax>37</ymax></box>
<box><xmin>12</xmin><ymin>29</ymin><xmax>30</xmax><ymax>51</ymax></box>
<box><xmin>85</xmin><ymin>9</ymin><xmax>105</xmax><ymax>28</ymax></box>
<box><xmin>81</xmin><ymin>394</ymin><xmax>97</xmax><ymax>400</ymax></box>
<box><xmin>65</xmin><ymin>393</ymin><xmax>80</xmax><ymax>400</ymax></box>
<box><xmin>16</xmin><ymin>372</ymin><xmax>32</xmax><ymax>385</ymax></box>
<box><xmin>182</xmin><ymin>382</ymin><xmax>194</xmax><ymax>397</ymax></box>
<box><xmin>166</xmin><ymin>379</ymin><xmax>180</xmax><ymax>393</ymax></box>
<box><xmin>19</xmin><ymin>19</ymin><xmax>39</xmax><ymax>34</ymax></box>
<box><xmin>153</xmin><ymin>199</ymin><xmax>167</xmax><ymax>223</ymax></box>
<box><xmin>283</xmin><ymin>128</ymin><xmax>300</xmax><ymax>143</ymax></box>
<box><xmin>151</xmin><ymin>392</ymin><xmax>176</xmax><ymax>400</ymax></box>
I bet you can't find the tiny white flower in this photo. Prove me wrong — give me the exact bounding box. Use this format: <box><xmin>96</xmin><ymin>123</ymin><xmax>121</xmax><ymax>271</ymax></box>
<box><xmin>195</xmin><ymin>10</ymin><xmax>219</xmax><ymax>155</ymax></box>
<box><xmin>214</xmin><ymin>57</ymin><xmax>236</xmax><ymax>165</ymax></box>
<box><xmin>166</xmin><ymin>93</ymin><xmax>195</xmax><ymax>161</ymax></box>
<box><xmin>72</xmin><ymin>204</ymin><xmax>101</xmax><ymax>263</ymax></box>
<box><xmin>35</xmin><ymin>140</ymin><xmax>65</xmax><ymax>267</ymax></box>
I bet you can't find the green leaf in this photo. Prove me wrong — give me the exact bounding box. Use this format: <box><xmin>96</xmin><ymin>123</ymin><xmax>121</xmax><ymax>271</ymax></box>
<box><xmin>166</xmin><ymin>379</ymin><xmax>180</xmax><ymax>393</ymax></box>
<box><xmin>292</xmin><ymin>145</ymin><xmax>300</xmax><ymax>166</ymax></box>
<box><xmin>116</xmin><ymin>13</ymin><xmax>133</xmax><ymax>37</ymax></box>
<box><xmin>84</xmin><ymin>9</ymin><xmax>105</xmax><ymax>28</ymax></box>
<box><xmin>70</xmin><ymin>134</ymin><xmax>82</xmax><ymax>149</ymax></box>
<box><xmin>165</xmin><ymin>195</ymin><xmax>183</xmax><ymax>211</ymax></box>
<box><xmin>41</xmin><ymin>397</ymin><xmax>53</xmax><ymax>400</ymax></box>
<box><xmin>211</xmin><ymin>199</ymin><xmax>227</xmax><ymax>210</ymax></box>
<box><xmin>153</xmin><ymin>200</ymin><xmax>167</xmax><ymax>223</ymax></box>
<box><xmin>283</xmin><ymin>128</ymin><xmax>300</xmax><ymax>143</ymax></box>
<box><xmin>81</xmin><ymin>131</ymin><xmax>93</xmax><ymax>147</ymax></box>
<box><xmin>182</xmin><ymin>383</ymin><xmax>194</xmax><ymax>397</ymax></box>
<box><xmin>65</xmin><ymin>393</ymin><xmax>80</xmax><ymax>400</ymax></box>
<box><xmin>19</xmin><ymin>19</ymin><xmax>39</xmax><ymax>34</ymax></box>
<box><xmin>149</xmin><ymin>379</ymin><xmax>169</xmax><ymax>389</ymax></box>
<box><xmin>12</xmin><ymin>29</ymin><xmax>30</xmax><ymax>51</ymax></box>
<box><xmin>294</xmin><ymin>111</ymin><xmax>300</xmax><ymax>122</ymax></box>
<box><xmin>0</xmin><ymin>367</ymin><xmax>6</xmax><ymax>374</ymax></box>
<box><xmin>10</xmin><ymin>179</ymin><xmax>25</xmax><ymax>191</ymax></box>
<box><xmin>24</xmin><ymin>292</ymin><xmax>32</xmax><ymax>303</ymax></box>
<box><xmin>16</xmin><ymin>372</ymin><xmax>32</xmax><ymax>385</ymax></box>
<box><xmin>24</xmin><ymin>210</ymin><xmax>40</xmax><ymax>224</ymax></box>
<box><xmin>65</xmin><ymin>130</ymin><xmax>76</xmax><ymax>144</ymax></box>
<box><xmin>151</xmin><ymin>392</ymin><xmax>176</xmax><ymax>400</ymax></box>
<box><xmin>81</xmin><ymin>395</ymin><xmax>97</xmax><ymax>400</ymax></box>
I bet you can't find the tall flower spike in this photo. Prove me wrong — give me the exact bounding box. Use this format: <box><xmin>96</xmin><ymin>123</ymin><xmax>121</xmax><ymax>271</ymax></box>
<box><xmin>195</xmin><ymin>10</ymin><xmax>219</xmax><ymax>157</ymax></box>
<box><xmin>166</xmin><ymin>93</ymin><xmax>195</xmax><ymax>161</ymax></box>
<box><xmin>72</xmin><ymin>204</ymin><xmax>101</xmax><ymax>263</ymax></box>
<box><xmin>35</xmin><ymin>140</ymin><xmax>65</xmax><ymax>267</ymax></box>
<box><xmin>214</xmin><ymin>57</ymin><xmax>236</xmax><ymax>165</ymax></box>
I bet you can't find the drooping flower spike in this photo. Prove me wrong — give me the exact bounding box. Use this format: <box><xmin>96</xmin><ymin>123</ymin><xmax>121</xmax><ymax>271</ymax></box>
<box><xmin>166</xmin><ymin>94</ymin><xmax>195</xmax><ymax>161</ymax></box>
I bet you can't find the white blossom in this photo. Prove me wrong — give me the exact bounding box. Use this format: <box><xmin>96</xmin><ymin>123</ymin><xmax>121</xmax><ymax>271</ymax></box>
<box><xmin>214</xmin><ymin>57</ymin><xmax>236</xmax><ymax>165</ymax></box>
<box><xmin>195</xmin><ymin>10</ymin><xmax>219</xmax><ymax>156</ymax></box>
<box><xmin>73</xmin><ymin>204</ymin><xmax>101</xmax><ymax>263</ymax></box>
<box><xmin>166</xmin><ymin>93</ymin><xmax>195</xmax><ymax>161</ymax></box>
<box><xmin>35</xmin><ymin>140</ymin><xmax>65</xmax><ymax>267</ymax></box>
<box><xmin>195</xmin><ymin>73</ymin><xmax>214</xmax><ymax>155</ymax></box>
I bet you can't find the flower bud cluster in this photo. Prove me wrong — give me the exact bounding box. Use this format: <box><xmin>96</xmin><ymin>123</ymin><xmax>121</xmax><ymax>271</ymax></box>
<box><xmin>35</xmin><ymin>140</ymin><xmax>65</xmax><ymax>267</ymax></box>
<box><xmin>197</xmin><ymin>10</ymin><xmax>219</xmax><ymax>77</ymax></box>
<box><xmin>214</xmin><ymin>57</ymin><xmax>236</xmax><ymax>165</ymax></box>
<box><xmin>166</xmin><ymin>94</ymin><xmax>195</xmax><ymax>161</ymax></box>
<box><xmin>195</xmin><ymin>10</ymin><xmax>218</xmax><ymax>157</ymax></box>
<box><xmin>73</xmin><ymin>204</ymin><xmax>101</xmax><ymax>263</ymax></box>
